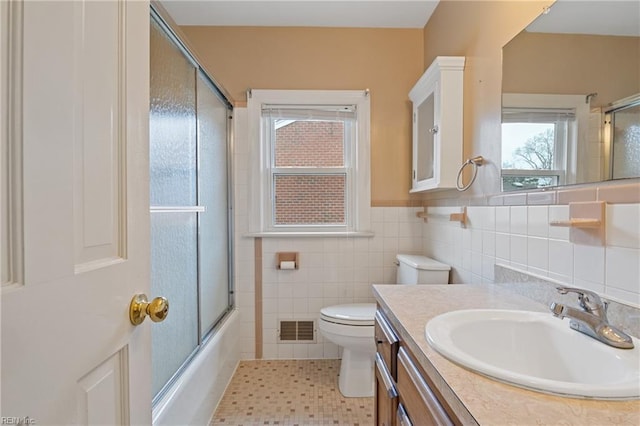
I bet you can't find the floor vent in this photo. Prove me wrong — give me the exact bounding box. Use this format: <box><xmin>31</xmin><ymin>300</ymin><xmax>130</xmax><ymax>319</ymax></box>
<box><xmin>279</xmin><ymin>320</ymin><xmax>315</xmax><ymax>342</ymax></box>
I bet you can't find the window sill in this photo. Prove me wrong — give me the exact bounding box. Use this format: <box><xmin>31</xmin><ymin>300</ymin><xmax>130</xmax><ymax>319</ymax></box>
<box><xmin>244</xmin><ymin>231</ymin><xmax>375</xmax><ymax>238</ymax></box>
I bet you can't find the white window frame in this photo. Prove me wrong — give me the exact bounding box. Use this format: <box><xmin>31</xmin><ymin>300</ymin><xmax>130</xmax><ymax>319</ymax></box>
<box><xmin>502</xmin><ymin>93</ymin><xmax>590</xmax><ymax>189</ymax></box>
<box><xmin>247</xmin><ymin>90</ymin><xmax>371</xmax><ymax>236</ymax></box>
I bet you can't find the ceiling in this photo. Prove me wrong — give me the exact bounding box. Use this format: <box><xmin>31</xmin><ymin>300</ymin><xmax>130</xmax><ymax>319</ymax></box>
<box><xmin>159</xmin><ymin>0</ymin><xmax>440</xmax><ymax>28</ymax></box>
<box><xmin>527</xmin><ymin>0</ymin><xmax>640</xmax><ymax>37</ymax></box>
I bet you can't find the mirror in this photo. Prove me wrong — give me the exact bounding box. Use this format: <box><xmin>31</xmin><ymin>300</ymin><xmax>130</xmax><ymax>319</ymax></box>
<box><xmin>501</xmin><ymin>0</ymin><xmax>640</xmax><ymax>192</ymax></box>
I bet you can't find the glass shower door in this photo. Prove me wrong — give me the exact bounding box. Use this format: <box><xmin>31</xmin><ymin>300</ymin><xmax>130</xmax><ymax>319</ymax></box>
<box><xmin>150</xmin><ymin>17</ymin><xmax>200</xmax><ymax>399</ymax></box>
<box><xmin>149</xmin><ymin>14</ymin><xmax>233</xmax><ymax>402</ymax></box>
<box><xmin>197</xmin><ymin>71</ymin><xmax>232</xmax><ymax>335</ymax></box>
<box><xmin>611</xmin><ymin>102</ymin><xmax>640</xmax><ymax>179</ymax></box>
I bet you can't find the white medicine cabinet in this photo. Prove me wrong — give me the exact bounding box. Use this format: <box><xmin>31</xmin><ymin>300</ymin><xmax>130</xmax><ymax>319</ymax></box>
<box><xmin>409</xmin><ymin>56</ymin><xmax>465</xmax><ymax>192</ymax></box>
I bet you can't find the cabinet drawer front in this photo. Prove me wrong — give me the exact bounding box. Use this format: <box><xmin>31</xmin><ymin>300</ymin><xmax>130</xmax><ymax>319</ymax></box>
<box><xmin>375</xmin><ymin>353</ymin><xmax>398</xmax><ymax>399</ymax></box>
<box><xmin>375</xmin><ymin>352</ymin><xmax>397</xmax><ymax>426</ymax></box>
<box><xmin>397</xmin><ymin>347</ymin><xmax>453</xmax><ymax>426</ymax></box>
<box><xmin>375</xmin><ymin>310</ymin><xmax>399</xmax><ymax>377</ymax></box>
<box><xmin>397</xmin><ymin>403</ymin><xmax>413</xmax><ymax>426</ymax></box>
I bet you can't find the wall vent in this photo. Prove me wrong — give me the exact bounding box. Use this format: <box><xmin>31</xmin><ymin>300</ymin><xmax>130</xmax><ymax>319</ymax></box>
<box><xmin>278</xmin><ymin>320</ymin><xmax>315</xmax><ymax>342</ymax></box>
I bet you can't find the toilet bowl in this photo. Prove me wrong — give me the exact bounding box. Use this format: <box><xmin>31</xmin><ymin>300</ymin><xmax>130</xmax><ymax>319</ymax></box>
<box><xmin>319</xmin><ymin>254</ymin><xmax>451</xmax><ymax>398</ymax></box>
<box><xmin>318</xmin><ymin>303</ymin><xmax>377</xmax><ymax>397</ymax></box>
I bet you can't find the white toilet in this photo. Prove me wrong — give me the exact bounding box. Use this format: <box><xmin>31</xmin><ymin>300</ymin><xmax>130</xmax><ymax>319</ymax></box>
<box><xmin>318</xmin><ymin>253</ymin><xmax>451</xmax><ymax>397</ymax></box>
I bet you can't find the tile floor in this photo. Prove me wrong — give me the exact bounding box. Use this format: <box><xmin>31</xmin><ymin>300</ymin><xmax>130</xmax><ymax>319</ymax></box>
<box><xmin>211</xmin><ymin>359</ymin><xmax>374</xmax><ymax>425</ymax></box>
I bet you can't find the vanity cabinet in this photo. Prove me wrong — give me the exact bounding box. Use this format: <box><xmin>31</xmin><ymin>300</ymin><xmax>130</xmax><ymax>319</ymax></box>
<box><xmin>409</xmin><ymin>56</ymin><xmax>465</xmax><ymax>192</ymax></box>
<box><xmin>375</xmin><ymin>308</ymin><xmax>460</xmax><ymax>426</ymax></box>
<box><xmin>396</xmin><ymin>347</ymin><xmax>455</xmax><ymax>426</ymax></box>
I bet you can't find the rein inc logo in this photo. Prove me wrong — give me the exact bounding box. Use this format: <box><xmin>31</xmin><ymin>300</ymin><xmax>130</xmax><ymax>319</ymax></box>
<box><xmin>1</xmin><ymin>417</ymin><xmax>36</xmax><ymax>425</ymax></box>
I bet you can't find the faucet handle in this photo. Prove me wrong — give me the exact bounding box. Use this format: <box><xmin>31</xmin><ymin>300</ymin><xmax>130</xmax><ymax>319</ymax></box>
<box><xmin>555</xmin><ymin>287</ymin><xmax>605</xmax><ymax>317</ymax></box>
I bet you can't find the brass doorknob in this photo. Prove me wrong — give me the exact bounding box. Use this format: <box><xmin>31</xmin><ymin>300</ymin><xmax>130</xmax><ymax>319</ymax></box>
<box><xmin>129</xmin><ymin>294</ymin><xmax>169</xmax><ymax>326</ymax></box>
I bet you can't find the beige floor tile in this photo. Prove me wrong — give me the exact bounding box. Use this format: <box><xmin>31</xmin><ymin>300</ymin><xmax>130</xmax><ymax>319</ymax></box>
<box><xmin>211</xmin><ymin>359</ymin><xmax>374</xmax><ymax>426</ymax></box>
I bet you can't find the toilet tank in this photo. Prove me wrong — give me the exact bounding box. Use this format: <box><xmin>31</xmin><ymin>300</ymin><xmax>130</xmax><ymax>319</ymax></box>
<box><xmin>396</xmin><ymin>254</ymin><xmax>450</xmax><ymax>285</ymax></box>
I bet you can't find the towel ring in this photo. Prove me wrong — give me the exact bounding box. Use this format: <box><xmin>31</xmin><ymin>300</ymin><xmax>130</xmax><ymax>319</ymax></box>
<box><xmin>456</xmin><ymin>156</ymin><xmax>484</xmax><ymax>191</ymax></box>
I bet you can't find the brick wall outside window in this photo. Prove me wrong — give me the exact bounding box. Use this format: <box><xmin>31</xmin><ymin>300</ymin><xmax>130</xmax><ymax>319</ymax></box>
<box><xmin>274</xmin><ymin>121</ymin><xmax>346</xmax><ymax>224</ymax></box>
<box><xmin>275</xmin><ymin>121</ymin><xmax>344</xmax><ymax>167</ymax></box>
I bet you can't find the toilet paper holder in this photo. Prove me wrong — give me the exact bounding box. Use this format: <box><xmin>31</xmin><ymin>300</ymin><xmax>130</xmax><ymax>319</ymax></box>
<box><xmin>277</xmin><ymin>252</ymin><xmax>299</xmax><ymax>270</ymax></box>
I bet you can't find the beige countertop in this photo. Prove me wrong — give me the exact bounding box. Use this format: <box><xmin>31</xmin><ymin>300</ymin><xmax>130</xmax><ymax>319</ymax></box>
<box><xmin>372</xmin><ymin>284</ymin><xmax>640</xmax><ymax>426</ymax></box>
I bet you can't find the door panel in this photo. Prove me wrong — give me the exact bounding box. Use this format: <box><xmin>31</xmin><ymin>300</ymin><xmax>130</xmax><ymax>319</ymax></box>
<box><xmin>73</xmin><ymin>0</ymin><xmax>125</xmax><ymax>270</ymax></box>
<box><xmin>1</xmin><ymin>1</ymin><xmax>151</xmax><ymax>424</ymax></box>
<box><xmin>77</xmin><ymin>347</ymin><xmax>129</xmax><ymax>425</ymax></box>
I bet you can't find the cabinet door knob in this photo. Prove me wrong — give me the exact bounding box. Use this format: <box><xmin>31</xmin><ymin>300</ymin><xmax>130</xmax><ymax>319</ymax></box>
<box><xmin>428</xmin><ymin>126</ymin><xmax>439</xmax><ymax>134</ymax></box>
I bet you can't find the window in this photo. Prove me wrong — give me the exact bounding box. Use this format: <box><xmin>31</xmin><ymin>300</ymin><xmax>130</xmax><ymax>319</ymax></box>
<box><xmin>248</xmin><ymin>90</ymin><xmax>370</xmax><ymax>235</ymax></box>
<box><xmin>501</xmin><ymin>94</ymin><xmax>588</xmax><ymax>192</ymax></box>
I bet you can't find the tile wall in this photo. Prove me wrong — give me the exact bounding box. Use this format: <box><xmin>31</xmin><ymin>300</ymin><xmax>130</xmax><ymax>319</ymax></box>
<box><xmin>422</xmin><ymin>204</ymin><xmax>640</xmax><ymax>307</ymax></box>
<box><xmin>239</xmin><ymin>201</ymin><xmax>639</xmax><ymax>360</ymax></box>
<box><xmin>234</xmin><ymin>108</ymin><xmax>639</xmax><ymax>361</ymax></box>
<box><xmin>259</xmin><ymin>207</ymin><xmax>424</xmax><ymax>359</ymax></box>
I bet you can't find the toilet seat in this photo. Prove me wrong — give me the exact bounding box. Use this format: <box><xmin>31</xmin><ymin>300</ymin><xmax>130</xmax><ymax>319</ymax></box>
<box><xmin>320</xmin><ymin>303</ymin><xmax>376</xmax><ymax>326</ymax></box>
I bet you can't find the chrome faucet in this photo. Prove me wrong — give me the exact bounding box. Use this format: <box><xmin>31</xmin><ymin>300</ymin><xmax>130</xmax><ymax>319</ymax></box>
<box><xmin>550</xmin><ymin>287</ymin><xmax>634</xmax><ymax>349</ymax></box>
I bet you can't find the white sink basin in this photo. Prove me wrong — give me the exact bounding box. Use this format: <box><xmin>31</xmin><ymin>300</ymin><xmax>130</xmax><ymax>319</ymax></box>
<box><xmin>425</xmin><ymin>309</ymin><xmax>640</xmax><ymax>399</ymax></box>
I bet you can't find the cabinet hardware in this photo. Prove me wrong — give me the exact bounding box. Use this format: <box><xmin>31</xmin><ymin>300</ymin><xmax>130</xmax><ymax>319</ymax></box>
<box><xmin>375</xmin><ymin>353</ymin><xmax>398</xmax><ymax>399</ymax></box>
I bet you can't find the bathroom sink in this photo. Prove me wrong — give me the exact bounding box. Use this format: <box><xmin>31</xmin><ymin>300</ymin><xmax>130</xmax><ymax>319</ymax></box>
<box><xmin>425</xmin><ymin>309</ymin><xmax>640</xmax><ymax>399</ymax></box>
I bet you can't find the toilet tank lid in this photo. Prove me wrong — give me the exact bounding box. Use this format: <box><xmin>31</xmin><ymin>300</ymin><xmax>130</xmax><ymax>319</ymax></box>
<box><xmin>396</xmin><ymin>254</ymin><xmax>451</xmax><ymax>271</ymax></box>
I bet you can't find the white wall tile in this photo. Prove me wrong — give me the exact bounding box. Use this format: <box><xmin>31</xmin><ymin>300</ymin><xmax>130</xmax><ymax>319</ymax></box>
<box><xmin>382</xmin><ymin>237</ymin><xmax>400</xmax><ymax>257</ymax></box>
<box><xmin>462</xmin><ymin>228</ymin><xmax>472</xmax><ymax>251</ymax></box>
<box><xmin>527</xmin><ymin>206</ymin><xmax>549</xmax><ymax>238</ymax></box>
<box><xmin>471</xmin><ymin>251</ymin><xmax>483</xmax><ymax>276</ymax></box>
<box><xmin>323</xmin><ymin>342</ymin><xmax>339</xmax><ymax>358</ymax></box>
<box><xmin>471</xmin><ymin>229</ymin><xmax>483</xmax><ymax>253</ymax></box>
<box><xmin>510</xmin><ymin>234</ymin><xmax>528</xmax><ymax>266</ymax></box>
<box><xmin>510</xmin><ymin>206</ymin><xmax>528</xmax><ymax>235</ymax></box>
<box><xmin>262</xmin><ymin>344</ymin><xmax>277</xmax><ymax>359</ymax></box>
<box><xmin>574</xmin><ymin>245</ymin><xmax>605</xmax><ymax>285</ymax></box>
<box><xmin>466</xmin><ymin>206</ymin><xmax>482</xmax><ymax>229</ymax></box>
<box><xmin>495</xmin><ymin>233</ymin><xmax>510</xmax><ymax>262</ymax></box>
<box><xmin>482</xmin><ymin>231</ymin><xmax>496</xmax><ymax>256</ymax></box>
<box><xmin>548</xmin><ymin>205</ymin><xmax>570</xmax><ymax>240</ymax></box>
<box><xmin>308</xmin><ymin>344</ymin><xmax>325</xmax><ymax>359</ymax></box>
<box><xmin>382</xmin><ymin>207</ymin><xmax>399</xmax><ymax>222</ymax></box>
<box><xmin>605</xmin><ymin>246</ymin><xmax>640</xmax><ymax>294</ymax></box>
<box><xmin>248</xmin><ymin>202</ymin><xmax>640</xmax><ymax>361</ymax></box>
<box><xmin>607</xmin><ymin>204</ymin><xmax>640</xmax><ymax>249</ymax></box>
<box><xmin>482</xmin><ymin>255</ymin><xmax>496</xmax><ymax>281</ymax></box>
<box><xmin>370</xmin><ymin>207</ymin><xmax>384</xmax><ymax>223</ymax></box>
<box><xmin>462</xmin><ymin>250</ymin><xmax>472</xmax><ymax>272</ymax></box>
<box><xmin>548</xmin><ymin>239</ymin><xmax>574</xmax><ymax>282</ymax></box>
<box><xmin>496</xmin><ymin>206</ymin><xmax>510</xmax><ymax>233</ymax></box>
<box><xmin>604</xmin><ymin>287</ymin><xmax>640</xmax><ymax>307</ymax></box>
<box><xmin>277</xmin><ymin>344</ymin><xmax>294</xmax><ymax>358</ymax></box>
<box><xmin>527</xmin><ymin>237</ymin><xmax>549</xmax><ymax>272</ymax></box>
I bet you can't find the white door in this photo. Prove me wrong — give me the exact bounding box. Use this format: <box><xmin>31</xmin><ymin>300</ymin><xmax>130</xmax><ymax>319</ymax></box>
<box><xmin>1</xmin><ymin>1</ymin><xmax>153</xmax><ymax>424</ymax></box>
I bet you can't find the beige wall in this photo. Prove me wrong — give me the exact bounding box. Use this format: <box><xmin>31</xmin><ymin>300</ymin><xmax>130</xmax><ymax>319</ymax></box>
<box><xmin>183</xmin><ymin>1</ymin><xmax>634</xmax><ymax>203</ymax></box>
<box><xmin>503</xmin><ymin>32</ymin><xmax>640</xmax><ymax>108</ymax></box>
<box><xmin>180</xmin><ymin>26</ymin><xmax>424</xmax><ymax>205</ymax></box>
<box><xmin>421</xmin><ymin>0</ymin><xmax>551</xmax><ymax>199</ymax></box>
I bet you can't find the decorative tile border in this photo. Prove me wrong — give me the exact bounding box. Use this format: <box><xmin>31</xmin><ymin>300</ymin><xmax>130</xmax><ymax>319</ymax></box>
<box><xmin>255</xmin><ymin>237</ymin><xmax>263</xmax><ymax>359</ymax></box>
<box><xmin>598</xmin><ymin>182</ymin><xmax>640</xmax><ymax>204</ymax></box>
<box><xmin>421</xmin><ymin>179</ymin><xmax>640</xmax><ymax>207</ymax></box>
